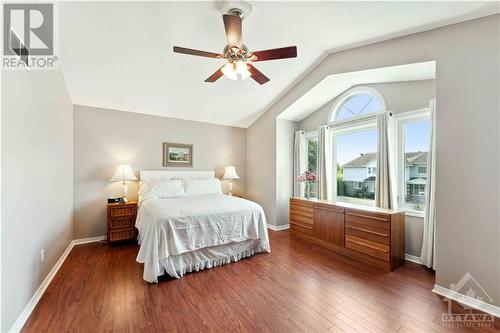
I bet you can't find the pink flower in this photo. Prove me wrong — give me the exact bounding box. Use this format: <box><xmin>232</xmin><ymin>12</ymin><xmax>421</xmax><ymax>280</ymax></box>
<box><xmin>298</xmin><ymin>170</ymin><xmax>316</xmax><ymax>183</ymax></box>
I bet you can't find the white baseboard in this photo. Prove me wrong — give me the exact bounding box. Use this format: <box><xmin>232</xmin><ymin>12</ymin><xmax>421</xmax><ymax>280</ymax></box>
<box><xmin>432</xmin><ymin>284</ymin><xmax>500</xmax><ymax>318</ymax></box>
<box><xmin>404</xmin><ymin>253</ymin><xmax>423</xmax><ymax>265</ymax></box>
<box><xmin>9</xmin><ymin>235</ymin><xmax>106</xmax><ymax>333</ymax></box>
<box><xmin>72</xmin><ymin>235</ymin><xmax>105</xmax><ymax>245</ymax></box>
<box><xmin>267</xmin><ymin>224</ymin><xmax>290</xmax><ymax>231</ymax></box>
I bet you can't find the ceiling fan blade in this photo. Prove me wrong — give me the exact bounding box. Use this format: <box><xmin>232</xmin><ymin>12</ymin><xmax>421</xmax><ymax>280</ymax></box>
<box><xmin>223</xmin><ymin>14</ymin><xmax>242</xmax><ymax>49</ymax></box>
<box><xmin>173</xmin><ymin>46</ymin><xmax>223</xmax><ymax>58</ymax></box>
<box><xmin>250</xmin><ymin>46</ymin><xmax>297</xmax><ymax>62</ymax></box>
<box><xmin>205</xmin><ymin>66</ymin><xmax>224</xmax><ymax>83</ymax></box>
<box><xmin>248</xmin><ymin>64</ymin><xmax>270</xmax><ymax>85</ymax></box>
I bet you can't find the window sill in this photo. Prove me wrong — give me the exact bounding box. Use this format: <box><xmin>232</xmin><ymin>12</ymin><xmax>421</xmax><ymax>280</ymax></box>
<box><xmin>405</xmin><ymin>210</ymin><xmax>424</xmax><ymax>219</ymax></box>
<box><xmin>334</xmin><ymin>196</ymin><xmax>375</xmax><ymax>207</ymax></box>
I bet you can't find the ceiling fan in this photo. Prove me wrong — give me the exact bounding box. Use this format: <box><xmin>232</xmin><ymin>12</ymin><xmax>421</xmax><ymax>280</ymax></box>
<box><xmin>173</xmin><ymin>8</ymin><xmax>297</xmax><ymax>85</ymax></box>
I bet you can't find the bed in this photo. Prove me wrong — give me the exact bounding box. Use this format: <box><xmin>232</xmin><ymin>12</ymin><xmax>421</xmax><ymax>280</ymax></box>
<box><xmin>135</xmin><ymin>171</ymin><xmax>270</xmax><ymax>282</ymax></box>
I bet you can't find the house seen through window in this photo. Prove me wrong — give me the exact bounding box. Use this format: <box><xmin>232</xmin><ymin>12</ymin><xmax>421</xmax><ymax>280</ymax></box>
<box><xmin>401</xmin><ymin>119</ymin><xmax>431</xmax><ymax>211</ymax></box>
<box><xmin>336</xmin><ymin>130</ymin><xmax>378</xmax><ymax>201</ymax></box>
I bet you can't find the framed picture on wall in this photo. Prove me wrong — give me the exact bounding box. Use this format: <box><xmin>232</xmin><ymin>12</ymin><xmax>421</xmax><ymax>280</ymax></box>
<box><xmin>163</xmin><ymin>143</ymin><xmax>193</xmax><ymax>167</ymax></box>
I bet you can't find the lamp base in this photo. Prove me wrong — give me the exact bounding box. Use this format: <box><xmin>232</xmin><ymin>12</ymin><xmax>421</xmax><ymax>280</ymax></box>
<box><xmin>119</xmin><ymin>182</ymin><xmax>129</xmax><ymax>204</ymax></box>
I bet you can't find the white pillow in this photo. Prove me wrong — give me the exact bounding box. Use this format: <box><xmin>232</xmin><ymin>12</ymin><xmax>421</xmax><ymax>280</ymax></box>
<box><xmin>184</xmin><ymin>178</ymin><xmax>222</xmax><ymax>196</ymax></box>
<box><xmin>138</xmin><ymin>179</ymin><xmax>185</xmax><ymax>203</ymax></box>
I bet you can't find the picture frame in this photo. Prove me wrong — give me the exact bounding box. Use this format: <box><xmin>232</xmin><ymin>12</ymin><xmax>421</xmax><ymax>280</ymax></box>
<box><xmin>163</xmin><ymin>142</ymin><xmax>193</xmax><ymax>167</ymax></box>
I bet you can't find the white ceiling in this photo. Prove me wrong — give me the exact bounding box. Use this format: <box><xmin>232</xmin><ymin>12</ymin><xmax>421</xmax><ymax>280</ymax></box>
<box><xmin>278</xmin><ymin>61</ymin><xmax>436</xmax><ymax>121</ymax></box>
<box><xmin>59</xmin><ymin>1</ymin><xmax>499</xmax><ymax>128</ymax></box>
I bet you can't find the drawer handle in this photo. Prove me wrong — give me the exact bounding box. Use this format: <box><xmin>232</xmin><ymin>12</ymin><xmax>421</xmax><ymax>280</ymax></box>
<box><xmin>346</xmin><ymin>236</ymin><xmax>389</xmax><ymax>253</ymax></box>
<box><xmin>346</xmin><ymin>212</ymin><xmax>388</xmax><ymax>222</ymax></box>
<box><xmin>315</xmin><ymin>206</ymin><xmax>344</xmax><ymax>213</ymax></box>
<box><xmin>290</xmin><ymin>220</ymin><xmax>313</xmax><ymax>230</ymax></box>
<box><xmin>346</xmin><ymin>226</ymin><xmax>389</xmax><ymax>237</ymax></box>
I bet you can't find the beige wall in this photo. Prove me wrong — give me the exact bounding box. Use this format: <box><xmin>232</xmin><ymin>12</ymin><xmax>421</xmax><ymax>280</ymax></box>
<box><xmin>1</xmin><ymin>70</ymin><xmax>73</xmax><ymax>331</ymax></box>
<box><xmin>73</xmin><ymin>105</ymin><xmax>247</xmax><ymax>238</ymax></box>
<box><xmin>246</xmin><ymin>108</ymin><xmax>277</xmax><ymax>226</ymax></box>
<box><xmin>247</xmin><ymin>15</ymin><xmax>500</xmax><ymax>304</ymax></box>
<box><xmin>276</xmin><ymin>119</ymin><xmax>299</xmax><ymax>226</ymax></box>
<box><xmin>297</xmin><ymin>79</ymin><xmax>436</xmax><ymax>256</ymax></box>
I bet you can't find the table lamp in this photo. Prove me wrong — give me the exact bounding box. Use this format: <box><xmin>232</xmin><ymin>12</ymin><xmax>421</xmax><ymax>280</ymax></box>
<box><xmin>223</xmin><ymin>166</ymin><xmax>239</xmax><ymax>196</ymax></box>
<box><xmin>110</xmin><ymin>164</ymin><xmax>137</xmax><ymax>203</ymax></box>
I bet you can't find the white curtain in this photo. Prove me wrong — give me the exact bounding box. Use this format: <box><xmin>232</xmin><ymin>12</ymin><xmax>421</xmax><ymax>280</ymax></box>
<box><xmin>375</xmin><ymin>113</ymin><xmax>392</xmax><ymax>209</ymax></box>
<box><xmin>421</xmin><ymin>99</ymin><xmax>437</xmax><ymax>269</ymax></box>
<box><xmin>293</xmin><ymin>130</ymin><xmax>306</xmax><ymax>197</ymax></box>
<box><xmin>317</xmin><ymin>126</ymin><xmax>332</xmax><ymax>200</ymax></box>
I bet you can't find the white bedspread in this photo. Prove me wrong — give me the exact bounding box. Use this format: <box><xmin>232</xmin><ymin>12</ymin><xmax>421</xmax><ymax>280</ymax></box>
<box><xmin>135</xmin><ymin>194</ymin><xmax>270</xmax><ymax>282</ymax></box>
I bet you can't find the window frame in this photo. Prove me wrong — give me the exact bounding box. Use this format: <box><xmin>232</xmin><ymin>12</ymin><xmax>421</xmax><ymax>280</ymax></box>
<box><xmin>331</xmin><ymin>118</ymin><xmax>378</xmax><ymax>206</ymax></box>
<box><xmin>304</xmin><ymin>130</ymin><xmax>318</xmax><ymax>173</ymax></box>
<box><xmin>304</xmin><ymin>130</ymin><xmax>318</xmax><ymax>198</ymax></box>
<box><xmin>393</xmin><ymin>107</ymin><xmax>431</xmax><ymax>218</ymax></box>
<box><xmin>328</xmin><ymin>86</ymin><xmax>387</xmax><ymax>123</ymax></box>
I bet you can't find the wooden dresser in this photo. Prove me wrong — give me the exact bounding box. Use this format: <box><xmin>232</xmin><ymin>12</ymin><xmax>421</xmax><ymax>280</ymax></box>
<box><xmin>290</xmin><ymin>197</ymin><xmax>405</xmax><ymax>271</ymax></box>
<box><xmin>107</xmin><ymin>201</ymin><xmax>138</xmax><ymax>243</ymax></box>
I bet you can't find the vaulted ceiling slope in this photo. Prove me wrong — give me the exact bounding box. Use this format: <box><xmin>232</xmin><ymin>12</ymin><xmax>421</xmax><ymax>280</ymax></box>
<box><xmin>59</xmin><ymin>1</ymin><xmax>499</xmax><ymax>128</ymax></box>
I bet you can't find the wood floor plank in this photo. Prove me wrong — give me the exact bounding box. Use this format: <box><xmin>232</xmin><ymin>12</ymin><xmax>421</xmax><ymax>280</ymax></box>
<box><xmin>20</xmin><ymin>231</ymin><xmax>499</xmax><ymax>333</ymax></box>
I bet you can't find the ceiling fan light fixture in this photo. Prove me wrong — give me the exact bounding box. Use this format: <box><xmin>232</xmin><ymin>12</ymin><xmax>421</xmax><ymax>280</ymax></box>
<box><xmin>172</xmin><ymin>6</ymin><xmax>297</xmax><ymax>85</ymax></box>
<box><xmin>222</xmin><ymin>62</ymin><xmax>238</xmax><ymax>80</ymax></box>
<box><xmin>222</xmin><ymin>61</ymin><xmax>251</xmax><ymax>81</ymax></box>
<box><xmin>236</xmin><ymin>60</ymin><xmax>251</xmax><ymax>79</ymax></box>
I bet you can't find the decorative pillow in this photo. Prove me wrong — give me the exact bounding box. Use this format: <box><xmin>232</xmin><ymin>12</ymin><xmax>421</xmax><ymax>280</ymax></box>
<box><xmin>184</xmin><ymin>178</ymin><xmax>222</xmax><ymax>196</ymax></box>
<box><xmin>138</xmin><ymin>179</ymin><xmax>185</xmax><ymax>204</ymax></box>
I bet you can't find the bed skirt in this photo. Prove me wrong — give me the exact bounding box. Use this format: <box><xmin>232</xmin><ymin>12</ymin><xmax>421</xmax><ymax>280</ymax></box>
<box><xmin>155</xmin><ymin>239</ymin><xmax>268</xmax><ymax>281</ymax></box>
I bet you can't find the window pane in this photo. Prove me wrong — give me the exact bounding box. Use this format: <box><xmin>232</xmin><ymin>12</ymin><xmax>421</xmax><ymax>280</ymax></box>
<box><xmin>336</xmin><ymin>129</ymin><xmax>377</xmax><ymax>201</ymax></box>
<box><xmin>307</xmin><ymin>138</ymin><xmax>318</xmax><ymax>198</ymax></box>
<box><xmin>403</xmin><ymin>120</ymin><xmax>430</xmax><ymax>211</ymax></box>
<box><xmin>336</xmin><ymin>93</ymin><xmax>383</xmax><ymax>121</ymax></box>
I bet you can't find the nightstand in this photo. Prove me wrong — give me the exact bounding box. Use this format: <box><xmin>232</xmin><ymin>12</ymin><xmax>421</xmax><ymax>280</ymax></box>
<box><xmin>107</xmin><ymin>201</ymin><xmax>138</xmax><ymax>243</ymax></box>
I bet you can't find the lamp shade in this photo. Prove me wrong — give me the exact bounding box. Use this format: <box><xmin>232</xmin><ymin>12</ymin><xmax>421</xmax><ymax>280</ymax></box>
<box><xmin>223</xmin><ymin>166</ymin><xmax>239</xmax><ymax>180</ymax></box>
<box><xmin>110</xmin><ymin>164</ymin><xmax>137</xmax><ymax>182</ymax></box>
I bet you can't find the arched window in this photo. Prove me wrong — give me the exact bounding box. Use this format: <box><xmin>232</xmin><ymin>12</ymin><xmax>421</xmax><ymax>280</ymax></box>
<box><xmin>329</xmin><ymin>87</ymin><xmax>386</xmax><ymax>123</ymax></box>
<box><xmin>328</xmin><ymin>87</ymin><xmax>386</xmax><ymax>205</ymax></box>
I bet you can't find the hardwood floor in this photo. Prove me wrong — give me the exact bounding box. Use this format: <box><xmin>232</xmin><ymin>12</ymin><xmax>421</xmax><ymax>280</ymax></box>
<box><xmin>22</xmin><ymin>230</ymin><xmax>499</xmax><ymax>333</ymax></box>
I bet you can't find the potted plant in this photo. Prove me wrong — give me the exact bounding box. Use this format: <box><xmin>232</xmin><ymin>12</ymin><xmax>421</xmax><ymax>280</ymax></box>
<box><xmin>298</xmin><ymin>170</ymin><xmax>316</xmax><ymax>199</ymax></box>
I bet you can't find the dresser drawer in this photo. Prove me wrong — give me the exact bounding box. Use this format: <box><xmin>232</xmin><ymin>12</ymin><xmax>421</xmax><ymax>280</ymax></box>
<box><xmin>345</xmin><ymin>235</ymin><xmax>390</xmax><ymax>261</ymax></box>
<box><xmin>110</xmin><ymin>216</ymin><xmax>135</xmax><ymax>229</ymax></box>
<box><xmin>109</xmin><ymin>228</ymin><xmax>136</xmax><ymax>242</ymax></box>
<box><xmin>290</xmin><ymin>206</ymin><xmax>314</xmax><ymax>217</ymax></box>
<box><xmin>290</xmin><ymin>198</ymin><xmax>313</xmax><ymax>207</ymax></box>
<box><xmin>346</xmin><ymin>209</ymin><xmax>390</xmax><ymax>231</ymax></box>
<box><xmin>345</xmin><ymin>226</ymin><xmax>389</xmax><ymax>246</ymax></box>
<box><xmin>290</xmin><ymin>220</ymin><xmax>313</xmax><ymax>235</ymax></box>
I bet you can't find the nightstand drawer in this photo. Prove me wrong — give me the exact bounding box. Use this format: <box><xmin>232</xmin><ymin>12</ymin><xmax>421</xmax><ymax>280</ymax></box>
<box><xmin>110</xmin><ymin>216</ymin><xmax>135</xmax><ymax>229</ymax></box>
<box><xmin>109</xmin><ymin>228</ymin><xmax>136</xmax><ymax>242</ymax></box>
<box><xmin>110</xmin><ymin>205</ymin><xmax>136</xmax><ymax>217</ymax></box>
